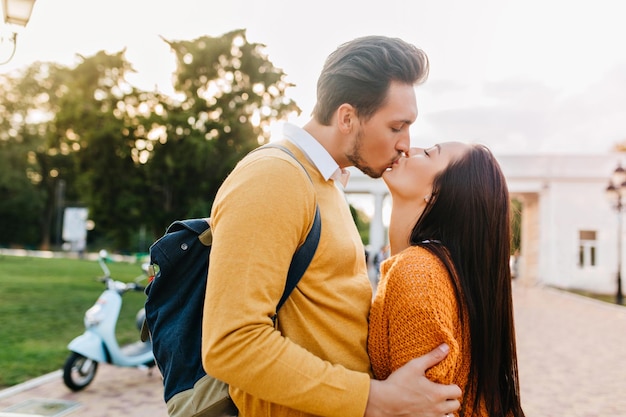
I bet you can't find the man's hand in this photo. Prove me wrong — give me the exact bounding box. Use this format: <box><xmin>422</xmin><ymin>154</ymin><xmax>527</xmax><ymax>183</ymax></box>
<box><xmin>364</xmin><ymin>344</ymin><xmax>461</xmax><ymax>417</ymax></box>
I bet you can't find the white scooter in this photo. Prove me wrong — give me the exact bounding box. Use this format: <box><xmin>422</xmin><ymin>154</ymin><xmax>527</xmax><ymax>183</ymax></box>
<box><xmin>63</xmin><ymin>250</ymin><xmax>155</xmax><ymax>391</ymax></box>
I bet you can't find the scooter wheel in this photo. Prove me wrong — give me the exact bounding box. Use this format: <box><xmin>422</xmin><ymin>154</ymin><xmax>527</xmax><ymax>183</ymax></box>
<box><xmin>63</xmin><ymin>352</ymin><xmax>98</xmax><ymax>391</ymax></box>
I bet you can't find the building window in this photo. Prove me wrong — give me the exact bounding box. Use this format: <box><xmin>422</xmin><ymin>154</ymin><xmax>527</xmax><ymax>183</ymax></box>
<box><xmin>578</xmin><ymin>230</ymin><xmax>597</xmax><ymax>267</ymax></box>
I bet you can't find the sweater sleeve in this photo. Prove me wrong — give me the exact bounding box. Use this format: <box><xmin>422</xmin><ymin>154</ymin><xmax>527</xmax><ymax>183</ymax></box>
<box><xmin>202</xmin><ymin>150</ymin><xmax>370</xmax><ymax>417</ymax></box>
<box><xmin>383</xmin><ymin>249</ymin><xmax>462</xmax><ymax>384</ymax></box>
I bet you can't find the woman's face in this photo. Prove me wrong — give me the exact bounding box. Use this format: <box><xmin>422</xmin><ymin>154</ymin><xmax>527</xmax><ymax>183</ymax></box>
<box><xmin>382</xmin><ymin>141</ymin><xmax>470</xmax><ymax>202</ymax></box>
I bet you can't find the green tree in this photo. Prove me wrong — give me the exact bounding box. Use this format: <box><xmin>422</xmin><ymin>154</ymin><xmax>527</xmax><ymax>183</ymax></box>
<box><xmin>142</xmin><ymin>29</ymin><xmax>300</xmax><ymax>234</ymax></box>
<box><xmin>350</xmin><ymin>205</ymin><xmax>371</xmax><ymax>245</ymax></box>
<box><xmin>0</xmin><ymin>30</ymin><xmax>300</xmax><ymax>252</ymax></box>
<box><xmin>511</xmin><ymin>198</ymin><xmax>522</xmax><ymax>254</ymax></box>
<box><xmin>0</xmin><ymin>62</ymin><xmax>78</xmax><ymax>249</ymax></box>
<box><xmin>0</xmin><ymin>135</ymin><xmax>43</xmax><ymax>247</ymax></box>
<box><xmin>51</xmin><ymin>50</ymin><xmax>149</xmax><ymax>250</ymax></box>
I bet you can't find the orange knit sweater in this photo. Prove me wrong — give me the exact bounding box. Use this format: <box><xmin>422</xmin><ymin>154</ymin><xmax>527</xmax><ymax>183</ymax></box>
<box><xmin>368</xmin><ymin>246</ymin><xmax>484</xmax><ymax>416</ymax></box>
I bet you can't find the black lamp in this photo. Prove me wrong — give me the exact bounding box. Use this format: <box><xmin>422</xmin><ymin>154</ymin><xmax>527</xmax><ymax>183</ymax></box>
<box><xmin>606</xmin><ymin>163</ymin><xmax>626</xmax><ymax>305</ymax></box>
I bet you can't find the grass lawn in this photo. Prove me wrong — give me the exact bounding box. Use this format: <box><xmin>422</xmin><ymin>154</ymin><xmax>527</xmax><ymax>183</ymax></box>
<box><xmin>0</xmin><ymin>254</ymin><xmax>148</xmax><ymax>388</ymax></box>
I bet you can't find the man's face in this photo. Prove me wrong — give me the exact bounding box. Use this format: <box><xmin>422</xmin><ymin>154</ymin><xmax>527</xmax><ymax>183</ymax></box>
<box><xmin>346</xmin><ymin>82</ymin><xmax>418</xmax><ymax>178</ymax></box>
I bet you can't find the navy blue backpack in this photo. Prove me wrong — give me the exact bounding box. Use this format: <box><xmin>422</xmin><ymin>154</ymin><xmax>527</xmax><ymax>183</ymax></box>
<box><xmin>142</xmin><ymin>145</ymin><xmax>321</xmax><ymax>417</ymax></box>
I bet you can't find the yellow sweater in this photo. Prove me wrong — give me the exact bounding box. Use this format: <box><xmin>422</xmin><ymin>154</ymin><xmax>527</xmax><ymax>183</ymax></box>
<box><xmin>202</xmin><ymin>142</ymin><xmax>372</xmax><ymax>417</ymax></box>
<box><xmin>368</xmin><ymin>246</ymin><xmax>482</xmax><ymax>416</ymax></box>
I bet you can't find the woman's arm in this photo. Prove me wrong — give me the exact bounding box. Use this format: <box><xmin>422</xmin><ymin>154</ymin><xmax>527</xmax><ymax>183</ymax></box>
<box><xmin>384</xmin><ymin>249</ymin><xmax>461</xmax><ymax>384</ymax></box>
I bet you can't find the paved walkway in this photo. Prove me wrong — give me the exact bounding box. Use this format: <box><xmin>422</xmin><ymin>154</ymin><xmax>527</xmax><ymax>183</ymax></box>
<box><xmin>1</xmin><ymin>284</ymin><xmax>625</xmax><ymax>417</ymax></box>
<box><xmin>0</xmin><ymin>366</ymin><xmax>167</xmax><ymax>417</ymax></box>
<box><xmin>513</xmin><ymin>284</ymin><xmax>626</xmax><ymax>416</ymax></box>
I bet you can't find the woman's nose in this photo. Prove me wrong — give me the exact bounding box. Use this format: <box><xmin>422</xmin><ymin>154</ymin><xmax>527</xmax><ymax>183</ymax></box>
<box><xmin>407</xmin><ymin>148</ymin><xmax>421</xmax><ymax>157</ymax></box>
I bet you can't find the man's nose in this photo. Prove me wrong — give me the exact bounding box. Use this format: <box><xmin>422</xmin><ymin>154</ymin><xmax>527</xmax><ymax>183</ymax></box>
<box><xmin>396</xmin><ymin>133</ymin><xmax>411</xmax><ymax>155</ymax></box>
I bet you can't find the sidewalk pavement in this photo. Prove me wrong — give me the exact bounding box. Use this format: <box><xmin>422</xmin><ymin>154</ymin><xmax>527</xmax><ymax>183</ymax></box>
<box><xmin>0</xmin><ymin>366</ymin><xmax>167</xmax><ymax>417</ymax></box>
<box><xmin>1</xmin><ymin>284</ymin><xmax>625</xmax><ymax>417</ymax></box>
<box><xmin>513</xmin><ymin>284</ymin><xmax>626</xmax><ymax>416</ymax></box>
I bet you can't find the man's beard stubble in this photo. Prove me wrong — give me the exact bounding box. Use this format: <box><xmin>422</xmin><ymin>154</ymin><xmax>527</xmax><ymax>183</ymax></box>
<box><xmin>346</xmin><ymin>130</ymin><xmax>384</xmax><ymax>179</ymax></box>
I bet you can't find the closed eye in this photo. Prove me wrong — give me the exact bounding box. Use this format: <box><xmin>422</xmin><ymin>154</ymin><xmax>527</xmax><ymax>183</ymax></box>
<box><xmin>392</xmin><ymin>122</ymin><xmax>408</xmax><ymax>133</ymax></box>
<box><xmin>424</xmin><ymin>145</ymin><xmax>440</xmax><ymax>157</ymax></box>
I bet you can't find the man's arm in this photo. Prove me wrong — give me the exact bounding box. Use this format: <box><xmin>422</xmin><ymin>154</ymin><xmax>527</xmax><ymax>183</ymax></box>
<box><xmin>203</xmin><ymin>154</ymin><xmax>372</xmax><ymax>417</ymax></box>
<box><xmin>365</xmin><ymin>345</ymin><xmax>461</xmax><ymax>417</ymax></box>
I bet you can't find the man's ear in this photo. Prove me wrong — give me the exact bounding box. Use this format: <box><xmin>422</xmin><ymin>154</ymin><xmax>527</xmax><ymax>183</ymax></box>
<box><xmin>336</xmin><ymin>103</ymin><xmax>356</xmax><ymax>134</ymax></box>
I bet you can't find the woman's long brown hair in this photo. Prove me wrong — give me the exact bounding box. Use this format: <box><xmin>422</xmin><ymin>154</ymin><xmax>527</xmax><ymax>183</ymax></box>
<box><xmin>409</xmin><ymin>144</ymin><xmax>525</xmax><ymax>417</ymax></box>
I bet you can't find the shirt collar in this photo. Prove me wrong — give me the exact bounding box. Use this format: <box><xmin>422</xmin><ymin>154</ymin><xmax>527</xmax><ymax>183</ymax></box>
<box><xmin>283</xmin><ymin>123</ymin><xmax>350</xmax><ymax>187</ymax></box>
<box><xmin>330</xmin><ymin>167</ymin><xmax>351</xmax><ymax>188</ymax></box>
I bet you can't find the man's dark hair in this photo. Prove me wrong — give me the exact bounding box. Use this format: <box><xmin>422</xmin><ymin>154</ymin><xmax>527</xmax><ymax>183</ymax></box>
<box><xmin>312</xmin><ymin>36</ymin><xmax>429</xmax><ymax>125</ymax></box>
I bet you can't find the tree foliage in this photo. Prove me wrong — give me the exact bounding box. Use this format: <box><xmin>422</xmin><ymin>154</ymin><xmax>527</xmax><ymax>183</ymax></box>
<box><xmin>144</xmin><ymin>29</ymin><xmax>300</xmax><ymax>228</ymax></box>
<box><xmin>0</xmin><ymin>29</ymin><xmax>300</xmax><ymax>252</ymax></box>
<box><xmin>0</xmin><ymin>62</ymin><xmax>78</xmax><ymax>249</ymax></box>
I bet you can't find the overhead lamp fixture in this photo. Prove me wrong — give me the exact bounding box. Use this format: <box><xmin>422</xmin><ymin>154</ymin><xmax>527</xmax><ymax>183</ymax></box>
<box><xmin>1</xmin><ymin>0</ymin><xmax>37</xmax><ymax>65</ymax></box>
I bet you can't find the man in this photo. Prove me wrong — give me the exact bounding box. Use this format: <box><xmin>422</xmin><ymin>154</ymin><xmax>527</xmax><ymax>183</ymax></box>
<box><xmin>202</xmin><ymin>35</ymin><xmax>462</xmax><ymax>417</ymax></box>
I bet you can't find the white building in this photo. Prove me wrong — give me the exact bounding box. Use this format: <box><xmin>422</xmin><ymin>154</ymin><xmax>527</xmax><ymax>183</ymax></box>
<box><xmin>345</xmin><ymin>152</ymin><xmax>626</xmax><ymax>295</ymax></box>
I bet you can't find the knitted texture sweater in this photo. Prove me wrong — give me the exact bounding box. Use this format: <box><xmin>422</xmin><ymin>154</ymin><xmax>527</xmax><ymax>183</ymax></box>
<box><xmin>202</xmin><ymin>142</ymin><xmax>372</xmax><ymax>417</ymax></box>
<box><xmin>368</xmin><ymin>246</ymin><xmax>482</xmax><ymax>416</ymax></box>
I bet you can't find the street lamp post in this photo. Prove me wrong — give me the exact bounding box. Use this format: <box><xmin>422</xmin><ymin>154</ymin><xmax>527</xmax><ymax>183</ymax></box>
<box><xmin>0</xmin><ymin>0</ymin><xmax>37</xmax><ymax>65</ymax></box>
<box><xmin>606</xmin><ymin>163</ymin><xmax>626</xmax><ymax>305</ymax></box>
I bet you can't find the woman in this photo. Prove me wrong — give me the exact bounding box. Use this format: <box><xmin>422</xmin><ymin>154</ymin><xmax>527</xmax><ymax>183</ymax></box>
<box><xmin>368</xmin><ymin>142</ymin><xmax>525</xmax><ymax>417</ymax></box>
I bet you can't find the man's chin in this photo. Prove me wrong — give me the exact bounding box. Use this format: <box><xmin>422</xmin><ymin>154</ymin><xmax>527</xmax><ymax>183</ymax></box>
<box><xmin>358</xmin><ymin>166</ymin><xmax>384</xmax><ymax>179</ymax></box>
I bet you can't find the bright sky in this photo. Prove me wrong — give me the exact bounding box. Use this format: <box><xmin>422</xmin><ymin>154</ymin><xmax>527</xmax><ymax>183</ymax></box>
<box><xmin>2</xmin><ymin>0</ymin><xmax>626</xmax><ymax>155</ymax></box>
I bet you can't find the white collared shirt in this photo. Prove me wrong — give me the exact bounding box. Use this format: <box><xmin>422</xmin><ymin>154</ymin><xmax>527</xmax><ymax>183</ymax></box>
<box><xmin>283</xmin><ymin>123</ymin><xmax>350</xmax><ymax>187</ymax></box>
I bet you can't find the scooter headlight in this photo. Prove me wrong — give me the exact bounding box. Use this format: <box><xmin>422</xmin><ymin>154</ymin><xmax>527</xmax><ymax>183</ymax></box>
<box><xmin>84</xmin><ymin>303</ymin><xmax>105</xmax><ymax>327</ymax></box>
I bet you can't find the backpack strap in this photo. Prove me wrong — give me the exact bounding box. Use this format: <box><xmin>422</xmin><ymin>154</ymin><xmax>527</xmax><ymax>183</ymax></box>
<box><xmin>278</xmin><ymin>205</ymin><xmax>321</xmax><ymax>313</ymax></box>
<box><xmin>252</xmin><ymin>144</ymin><xmax>322</xmax><ymax>321</ymax></box>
